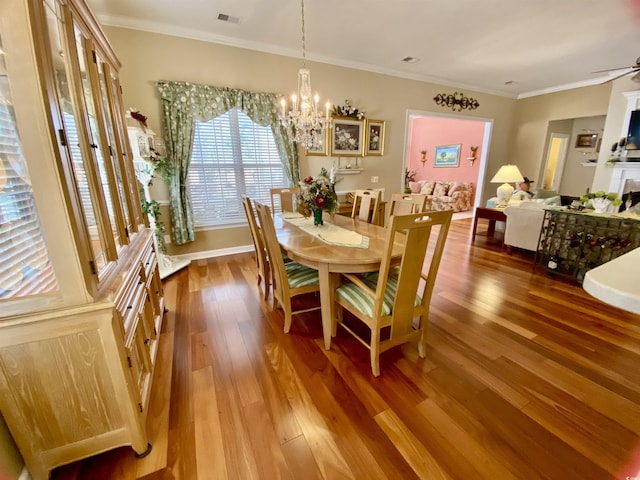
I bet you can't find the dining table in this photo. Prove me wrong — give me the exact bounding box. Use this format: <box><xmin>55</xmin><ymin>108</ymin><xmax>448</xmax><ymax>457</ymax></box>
<box><xmin>274</xmin><ymin>211</ymin><xmax>403</xmax><ymax>349</ymax></box>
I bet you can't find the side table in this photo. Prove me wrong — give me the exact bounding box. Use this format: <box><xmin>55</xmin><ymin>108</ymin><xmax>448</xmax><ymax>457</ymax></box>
<box><xmin>472</xmin><ymin>207</ymin><xmax>507</xmax><ymax>247</ymax></box>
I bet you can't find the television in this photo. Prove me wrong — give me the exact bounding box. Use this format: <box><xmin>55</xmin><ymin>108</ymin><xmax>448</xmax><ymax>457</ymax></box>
<box><xmin>626</xmin><ymin>109</ymin><xmax>640</xmax><ymax>150</ymax></box>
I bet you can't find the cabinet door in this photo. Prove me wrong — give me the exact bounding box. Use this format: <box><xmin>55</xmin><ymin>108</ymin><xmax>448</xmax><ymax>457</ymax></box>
<box><xmin>71</xmin><ymin>25</ymin><xmax>121</xmax><ymax>259</ymax></box>
<box><xmin>42</xmin><ymin>0</ymin><xmax>111</xmax><ymax>282</ymax></box>
<box><xmin>0</xmin><ymin>29</ymin><xmax>57</xmax><ymax>300</ymax></box>
<box><xmin>93</xmin><ymin>51</ymin><xmax>130</xmax><ymax>247</ymax></box>
<box><xmin>101</xmin><ymin>63</ymin><xmax>142</xmax><ymax>236</ymax></box>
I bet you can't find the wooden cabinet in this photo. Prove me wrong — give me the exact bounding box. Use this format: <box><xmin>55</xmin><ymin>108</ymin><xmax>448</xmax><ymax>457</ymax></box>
<box><xmin>0</xmin><ymin>0</ymin><xmax>164</xmax><ymax>478</ymax></box>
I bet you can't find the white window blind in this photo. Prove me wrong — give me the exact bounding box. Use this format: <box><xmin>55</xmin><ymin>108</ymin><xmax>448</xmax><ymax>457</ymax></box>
<box><xmin>0</xmin><ymin>90</ymin><xmax>57</xmax><ymax>299</ymax></box>
<box><xmin>188</xmin><ymin>108</ymin><xmax>286</xmax><ymax>226</ymax></box>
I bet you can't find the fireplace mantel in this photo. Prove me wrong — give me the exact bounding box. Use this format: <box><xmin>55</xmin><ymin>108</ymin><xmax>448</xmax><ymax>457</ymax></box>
<box><xmin>608</xmin><ymin>162</ymin><xmax>640</xmax><ymax>195</ymax></box>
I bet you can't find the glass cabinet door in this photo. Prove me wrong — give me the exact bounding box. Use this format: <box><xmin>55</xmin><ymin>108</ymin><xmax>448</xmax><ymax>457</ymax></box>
<box><xmin>0</xmin><ymin>32</ymin><xmax>57</xmax><ymax>299</ymax></box>
<box><xmin>94</xmin><ymin>52</ymin><xmax>131</xmax><ymax>245</ymax></box>
<box><xmin>109</xmin><ymin>71</ymin><xmax>144</xmax><ymax>229</ymax></box>
<box><xmin>73</xmin><ymin>25</ymin><xmax>122</xmax><ymax>256</ymax></box>
<box><xmin>43</xmin><ymin>0</ymin><xmax>110</xmax><ymax>276</ymax></box>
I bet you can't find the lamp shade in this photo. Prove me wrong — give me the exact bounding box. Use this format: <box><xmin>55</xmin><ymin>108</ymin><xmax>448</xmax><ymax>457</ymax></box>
<box><xmin>490</xmin><ymin>164</ymin><xmax>524</xmax><ymax>206</ymax></box>
<box><xmin>490</xmin><ymin>164</ymin><xmax>524</xmax><ymax>184</ymax></box>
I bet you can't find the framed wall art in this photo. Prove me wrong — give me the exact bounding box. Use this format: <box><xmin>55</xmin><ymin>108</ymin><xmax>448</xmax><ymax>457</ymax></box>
<box><xmin>575</xmin><ymin>133</ymin><xmax>598</xmax><ymax>148</ymax></box>
<box><xmin>304</xmin><ymin>128</ymin><xmax>330</xmax><ymax>156</ymax></box>
<box><xmin>331</xmin><ymin>117</ymin><xmax>364</xmax><ymax>157</ymax></box>
<box><xmin>434</xmin><ymin>144</ymin><xmax>461</xmax><ymax>167</ymax></box>
<box><xmin>364</xmin><ymin>119</ymin><xmax>385</xmax><ymax>156</ymax></box>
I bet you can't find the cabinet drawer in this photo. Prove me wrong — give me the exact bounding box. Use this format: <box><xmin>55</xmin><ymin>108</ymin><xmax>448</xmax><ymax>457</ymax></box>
<box><xmin>121</xmin><ymin>281</ymin><xmax>147</xmax><ymax>339</ymax></box>
<box><xmin>140</xmin><ymin>242</ymin><xmax>157</xmax><ymax>283</ymax></box>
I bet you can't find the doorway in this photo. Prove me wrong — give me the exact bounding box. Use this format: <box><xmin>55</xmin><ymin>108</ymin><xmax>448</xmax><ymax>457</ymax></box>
<box><xmin>542</xmin><ymin>133</ymin><xmax>570</xmax><ymax>190</ymax></box>
<box><xmin>404</xmin><ymin>109</ymin><xmax>493</xmax><ymax>208</ymax></box>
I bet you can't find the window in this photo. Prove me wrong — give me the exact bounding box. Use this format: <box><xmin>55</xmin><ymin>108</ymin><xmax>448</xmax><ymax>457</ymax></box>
<box><xmin>188</xmin><ymin>108</ymin><xmax>286</xmax><ymax>226</ymax></box>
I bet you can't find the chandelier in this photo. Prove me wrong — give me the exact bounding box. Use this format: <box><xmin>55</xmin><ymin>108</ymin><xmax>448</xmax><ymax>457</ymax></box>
<box><xmin>279</xmin><ymin>0</ymin><xmax>330</xmax><ymax>150</ymax></box>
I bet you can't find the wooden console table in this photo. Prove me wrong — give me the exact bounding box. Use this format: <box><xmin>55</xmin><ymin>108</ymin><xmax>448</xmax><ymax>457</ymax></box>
<box><xmin>535</xmin><ymin>208</ymin><xmax>640</xmax><ymax>283</ymax></box>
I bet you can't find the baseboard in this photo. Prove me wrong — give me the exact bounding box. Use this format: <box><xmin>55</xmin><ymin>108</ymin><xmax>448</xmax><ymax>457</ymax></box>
<box><xmin>175</xmin><ymin>244</ymin><xmax>254</xmax><ymax>262</ymax></box>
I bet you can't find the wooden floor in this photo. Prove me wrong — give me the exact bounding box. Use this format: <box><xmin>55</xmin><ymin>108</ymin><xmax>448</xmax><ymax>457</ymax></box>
<box><xmin>52</xmin><ymin>218</ymin><xmax>640</xmax><ymax>480</ymax></box>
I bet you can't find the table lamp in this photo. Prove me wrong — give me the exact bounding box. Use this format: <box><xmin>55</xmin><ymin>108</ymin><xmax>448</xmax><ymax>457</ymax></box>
<box><xmin>491</xmin><ymin>164</ymin><xmax>524</xmax><ymax>207</ymax></box>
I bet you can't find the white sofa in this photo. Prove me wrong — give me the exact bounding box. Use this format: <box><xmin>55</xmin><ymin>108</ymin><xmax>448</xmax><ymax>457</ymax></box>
<box><xmin>503</xmin><ymin>202</ymin><xmax>547</xmax><ymax>252</ymax></box>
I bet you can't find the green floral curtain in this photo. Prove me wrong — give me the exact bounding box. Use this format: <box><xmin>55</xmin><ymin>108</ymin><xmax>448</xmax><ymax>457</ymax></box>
<box><xmin>156</xmin><ymin>81</ymin><xmax>300</xmax><ymax>245</ymax></box>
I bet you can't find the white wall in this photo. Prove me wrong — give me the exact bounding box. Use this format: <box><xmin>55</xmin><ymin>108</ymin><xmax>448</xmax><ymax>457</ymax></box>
<box><xmin>559</xmin><ymin>115</ymin><xmax>605</xmax><ymax>196</ymax></box>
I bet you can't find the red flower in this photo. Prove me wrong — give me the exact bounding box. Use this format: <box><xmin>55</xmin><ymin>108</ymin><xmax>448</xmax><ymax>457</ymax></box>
<box><xmin>303</xmin><ymin>176</ymin><xmax>314</xmax><ymax>184</ymax></box>
<box><xmin>315</xmin><ymin>196</ymin><xmax>327</xmax><ymax>208</ymax></box>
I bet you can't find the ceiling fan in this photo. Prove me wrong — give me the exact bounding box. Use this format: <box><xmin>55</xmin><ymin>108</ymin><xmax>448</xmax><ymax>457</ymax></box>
<box><xmin>592</xmin><ymin>56</ymin><xmax>640</xmax><ymax>83</ymax></box>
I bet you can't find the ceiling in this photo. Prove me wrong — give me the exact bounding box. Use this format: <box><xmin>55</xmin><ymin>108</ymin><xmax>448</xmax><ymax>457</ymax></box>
<box><xmin>86</xmin><ymin>0</ymin><xmax>640</xmax><ymax>98</ymax></box>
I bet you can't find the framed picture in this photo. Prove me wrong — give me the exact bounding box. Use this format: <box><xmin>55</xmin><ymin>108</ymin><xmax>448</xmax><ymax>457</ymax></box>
<box><xmin>434</xmin><ymin>144</ymin><xmax>461</xmax><ymax>167</ymax></box>
<box><xmin>331</xmin><ymin>117</ymin><xmax>364</xmax><ymax>157</ymax></box>
<box><xmin>575</xmin><ymin>133</ymin><xmax>598</xmax><ymax>148</ymax></box>
<box><xmin>304</xmin><ymin>128</ymin><xmax>329</xmax><ymax>156</ymax></box>
<box><xmin>365</xmin><ymin>119</ymin><xmax>385</xmax><ymax>156</ymax></box>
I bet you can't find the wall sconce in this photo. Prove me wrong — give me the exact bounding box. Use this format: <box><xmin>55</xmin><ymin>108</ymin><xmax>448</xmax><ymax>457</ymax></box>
<box><xmin>420</xmin><ymin>150</ymin><xmax>427</xmax><ymax>164</ymax></box>
<box><xmin>467</xmin><ymin>146</ymin><xmax>478</xmax><ymax>166</ymax></box>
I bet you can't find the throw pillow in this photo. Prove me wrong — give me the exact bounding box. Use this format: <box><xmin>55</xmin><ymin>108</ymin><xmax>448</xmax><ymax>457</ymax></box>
<box><xmin>448</xmin><ymin>182</ymin><xmax>470</xmax><ymax>195</ymax></box>
<box><xmin>433</xmin><ymin>181</ymin><xmax>450</xmax><ymax>197</ymax></box>
<box><xmin>532</xmin><ymin>188</ymin><xmax>558</xmax><ymax>199</ymax></box>
<box><xmin>409</xmin><ymin>181</ymin><xmax>421</xmax><ymax>194</ymax></box>
<box><xmin>420</xmin><ymin>181</ymin><xmax>436</xmax><ymax>195</ymax></box>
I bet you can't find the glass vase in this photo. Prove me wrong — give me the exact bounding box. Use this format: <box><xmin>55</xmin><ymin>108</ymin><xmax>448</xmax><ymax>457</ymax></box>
<box><xmin>313</xmin><ymin>208</ymin><xmax>324</xmax><ymax>226</ymax></box>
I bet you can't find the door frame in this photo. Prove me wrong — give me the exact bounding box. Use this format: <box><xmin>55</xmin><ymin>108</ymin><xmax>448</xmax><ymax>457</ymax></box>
<box><xmin>403</xmin><ymin>109</ymin><xmax>494</xmax><ymax>209</ymax></box>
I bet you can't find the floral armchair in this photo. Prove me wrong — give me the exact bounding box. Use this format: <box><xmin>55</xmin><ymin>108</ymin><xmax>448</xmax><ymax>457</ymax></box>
<box><xmin>409</xmin><ymin>180</ymin><xmax>473</xmax><ymax>212</ymax></box>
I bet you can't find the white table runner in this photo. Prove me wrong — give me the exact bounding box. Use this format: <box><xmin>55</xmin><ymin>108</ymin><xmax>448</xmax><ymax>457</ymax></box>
<box><xmin>280</xmin><ymin>213</ymin><xmax>370</xmax><ymax>248</ymax></box>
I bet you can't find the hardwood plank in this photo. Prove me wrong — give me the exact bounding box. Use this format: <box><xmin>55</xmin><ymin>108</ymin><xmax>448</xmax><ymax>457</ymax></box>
<box><xmin>374</xmin><ymin>409</ymin><xmax>452</xmax><ymax>480</ymax></box>
<box><xmin>237</xmin><ymin>320</ymin><xmax>304</xmax><ymax>445</ymax></box>
<box><xmin>242</xmin><ymin>400</ymin><xmax>293</xmax><ymax>479</ymax></box>
<box><xmin>192</xmin><ymin>367</ymin><xmax>227</xmax><ymax>480</ymax></box>
<box><xmin>280</xmin><ymin>435</ymin><xmax>323</xmax><ymax>480</ymax></box>
<box><xmin>265</xmin><ymin>341</ymin><xmax>355</xmax><ymax>479</ymax></box>
<box><xmin>416</xmin><ymin>398</ymin><xmax>519</xmax><ymax>480</ymax></box>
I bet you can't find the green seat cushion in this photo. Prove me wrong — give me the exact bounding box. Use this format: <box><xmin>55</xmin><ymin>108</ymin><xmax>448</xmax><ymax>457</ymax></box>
<box><xmin>284</xmin><ymin>261</ymin><xmax>319</xmax><ymax>288</ymax></box>
<box><xmin>336</xmin><ymin>273</ymin><xmax>421</xmax><ymax>317</ymax></box>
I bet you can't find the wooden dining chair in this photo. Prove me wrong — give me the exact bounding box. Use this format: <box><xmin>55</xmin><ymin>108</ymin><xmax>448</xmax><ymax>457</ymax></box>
<box><xmin>255</xmin><ymin>202</ymin><xmax>321</xmax><ymax>333</ymax></box>
<box><xmin>334</xmin><ymin>210</ymin><xmax>453</xmax><ymax>376</ymax></box>
<box><xmin>241</xmin><ymin>195</ymin><xmax>271</xmax><ymax>300</ymax></box>
<box><xmin>389</xmin><ymin>193</ymin><xmax>428</xmax><ymax>216</ymax></box>
<box><xmin>351</xmin><ymin>189</ymin><xmax>382</xmax><ymax>224</ymax></box>
<box><xmin>270</xmin><ymin>187</ymin><xmax>300</xmax><ymax>214</ymax></box>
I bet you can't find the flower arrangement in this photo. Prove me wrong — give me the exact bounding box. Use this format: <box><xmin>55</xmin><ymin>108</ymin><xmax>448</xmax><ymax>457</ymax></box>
<box><xmin>404</xmin><ymin>169</ymin><xmax>416</xmax><ymax>193</ymax></box>
<box><xmin>580</xmin><ymin>191</ymin><xmax>622</xmax><ymax>205</ymax></box>
<box><xmin>331</xmin><ymin>99</ymin><xmax>365</xmax><ymax>119</ymax></box>
<box><xmin>580</xmin><ymin>190</ymin><xmax>622</xmax><ymax>213</ymax></box>
<box><xmin>297</xmin><ymin>168</ymin><xmax>339</xmax><ymax>225</ymax></box>
<box><xmin>405</xmin><ymin>169</ymin><xmax>416</xmax><ymax>186</ymax></box>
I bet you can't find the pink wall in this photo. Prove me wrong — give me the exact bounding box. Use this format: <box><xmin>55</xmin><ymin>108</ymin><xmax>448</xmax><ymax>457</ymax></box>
<box><xmin>407</xmin><ymin>116</ymin><xmax>485</xmax><ymax>186</ymax></box>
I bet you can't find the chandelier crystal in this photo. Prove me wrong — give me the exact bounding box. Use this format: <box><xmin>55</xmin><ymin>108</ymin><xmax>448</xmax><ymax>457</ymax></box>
<box><xmin>280</xmin><ymin>0</ymin><xmax>330</xmax><ymax>149</ymax></box>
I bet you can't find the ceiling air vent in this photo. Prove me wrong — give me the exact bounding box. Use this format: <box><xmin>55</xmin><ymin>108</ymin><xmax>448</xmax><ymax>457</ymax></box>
<box><xmin>217</xmin><ymin>13</ymin><xmax>240</xmax><ymax>24</ymax></box>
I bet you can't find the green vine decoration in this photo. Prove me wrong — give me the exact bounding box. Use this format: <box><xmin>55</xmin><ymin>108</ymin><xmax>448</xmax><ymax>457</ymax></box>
<box><xmin>146</xmin><ymin>148</ymin><xmax>173</xmax><ymax>186</ymax></box>
<box><xmin>140</xmin><ymin>192</ymin><xmax>167</xmax><ymax>254</ymax></box>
